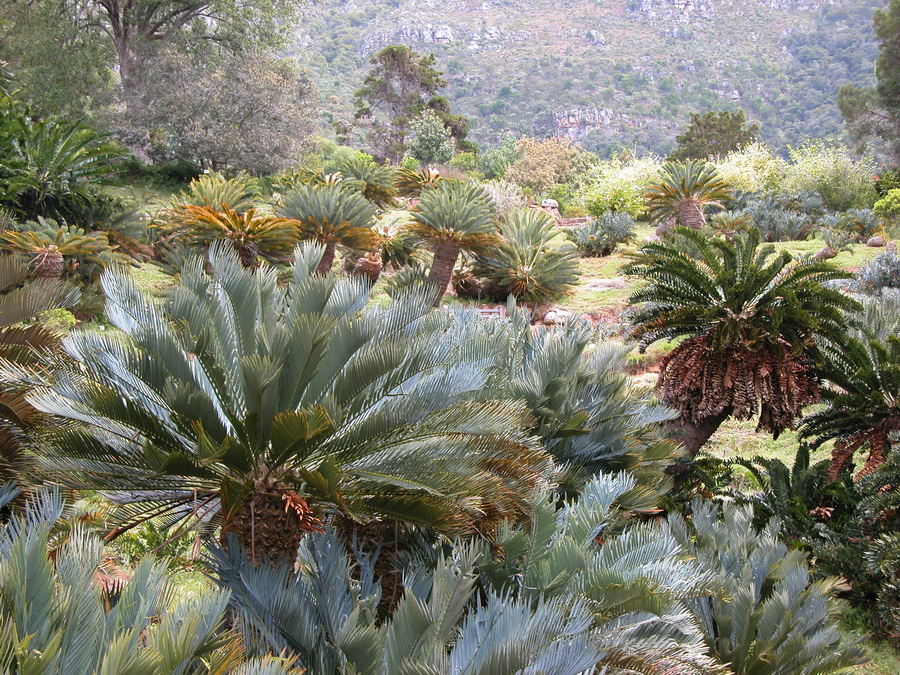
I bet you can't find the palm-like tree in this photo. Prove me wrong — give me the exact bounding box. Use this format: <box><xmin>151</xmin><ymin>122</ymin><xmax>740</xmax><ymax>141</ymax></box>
<box><xmin>171</xmin><ymin>170</ymin><xmax>262</xmax><ymax>213</ymax></box>
<box><xmin>0</xmin><ymin>256</ymin><xmax>78</xmax><ymax>492</ymax></box>
<box><xmin>476</xmin><ymin>208</ymin><xmax>579</xmax><ymax>303</ymax></box>
<box><xmin>277</xmin><ymin>184</ymin><xmax>378</xmax><ymax>275</ymax></box>
<box><xmin>338</xmin><ymin>156</ymin><xmax>396</xmax><ymax>207</ymax></box>
<box><xmin>24</xmin><ymin>244</ymin><xmax>549</xmax><ymax>564</ymax></box>
<box><xmin>623</xmin><ymin>228</ymin><xmax>859</xmax><ymax>454</ymax></box>
<box><xmin>394</xmin><ymin>166</ymin><xmax>443</xmax><ymax>198</ymax></box>
<box><xmin>645</xmin><ymin>160</ymin><xmax>733</xmax><ymax>230</ymax></box>
<box><xmin>0</xmin><ymin>219</ymin><xmax>120</xmax><ymax>280</ymax></box>
<box><xmin>406</xmin><ymin>180</ymin><xmax>497</xmax><ymax>305</ymax></box>
<box><xmin>800</xmin><ymin>334</ymin><xmax>900</xmax><ymax>479</ymax></box>
<box><xmin>0</xmin><ymin>111</ymin><xmax>125</xmax><ymax>222</ymax></box>
<box><xmin>212</xmin><ymin>475</ymin><xmax>727</xmax><ymax>675</ymax></box>
<box><xmin>159</xmin><ymin>204</ymin><xmax>300</xmax><ymax>267</ymax></box>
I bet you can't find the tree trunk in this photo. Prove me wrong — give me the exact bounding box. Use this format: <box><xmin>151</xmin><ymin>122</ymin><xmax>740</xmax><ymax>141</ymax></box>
<box><xmin>664</xmin><ymin>407</ymin><xmax>733</xmax><ymax>456</ymax></box>
<box><xmin>353</xmin><ymin>252</ymin><xmax>383</xmax><ymax>283</ymax></box>
<box><xmin>428</xmin><ymin>240</ymin><xmax>460</xmax><ymax>307</ymax></box>
<box><xmin>221</xmin><ymin>490</ymin><xmax>322</xmax><ymax>565</ymax></box>
<box><xmin>316</xmin><ymin>241</ymin><xmax>337</xmax><ymax>276</ymax></box>
<box><xmin>676</xmin><ymin>198</ymin><xmax>705</xmax><ymax>230</ymax></box>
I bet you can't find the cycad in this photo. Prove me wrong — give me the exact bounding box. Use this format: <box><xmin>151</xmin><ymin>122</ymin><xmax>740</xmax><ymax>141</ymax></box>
<box><xmin>406</xmin><ymin>180</ymin><xmax>497</xmax><ymax>305</ymax></box>
<box><xmin>0</xmin><ymin>256</ymin><xmax>78</xmax><ymax>494</ymax></box>
<box><xmin>800</xmin><ymin>330</ymin><xmax>900</xmax><ymax>479</ymax></box>
<box><xmin>0</xmin><ymin>111</ymin><xmax>125</xmax><ymax>223</ymax></box>
<box><xmin>338</xmin><ymin>156</ymin><xmax>397</xmax><ymax>207</ymax></box>
<box><xmin>645</xmin><ymin>161</ymin><xmax>733</xmax><ymax>230</ymax></box>
<box><xmin>394</xmin><ymin>166</ymin><xmax>443</xmax><ymax>198</ymax></box>
<box><xmin>22</xmin><ymin>244</ymin><xmax>549</xmax><ymax>564</ymax></box>
<box><xmin>171</xmin><ymin>171</ymin><xmax>262</xmax><ymax>213</ymax></box>
<box><xmin>212</xmin><ymin>474</ymin><xmax>726</xmax><ymax>675</ymax></box>
<box><xmin>0</xmin><ymin>488</ymin><xmax>306</xmax><ymax>674</ymax></box>
<box><xmin>670</xmin><ymin>500</ymin><xmax>865</xmax><ymax>675</ymax></box>
<box><xmin>460</xmin><ymin>308</ymin><xmax>680</xmax><ymax>497</ymax></box>
<box><xmin>159</xmin><ymin>203</ymin><xmax>300</xmax><ymax>267</ymax></box>
<box><xmin>277</xmin><ymin>183</ymin><xmax>378</xmax><ymax>275</ymax></box>
<box><xmin>623</xmin><ymin>227</ymin><xmax>859</xmax><ymax>453</ymax></box>
<box><xmin>476</xmin><ymin>209</ymin><xmax>579</xmax><ymax>303</ymax></box>
<box><xmin>0</xmin><ymin>218</ymin><xmax>121</xmax><ymax>280</ymax></box>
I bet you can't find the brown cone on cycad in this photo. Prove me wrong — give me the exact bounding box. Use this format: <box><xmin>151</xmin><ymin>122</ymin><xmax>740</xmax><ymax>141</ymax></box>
<box><xmin>32</xmin><ymin>246</ymin><xmax>64</xmax><ymax>279</ymax></box>
<box><xmin>221</xmin><ymin>488</ymin><xmax>323</xmax><ymax>565</ymax></box>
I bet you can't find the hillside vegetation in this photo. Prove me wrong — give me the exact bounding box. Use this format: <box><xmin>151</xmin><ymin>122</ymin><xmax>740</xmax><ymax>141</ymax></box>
<box><xmin>296</xmin><ymin>0</ymin><xmax>879</xmax><ymax>156</ymax></box>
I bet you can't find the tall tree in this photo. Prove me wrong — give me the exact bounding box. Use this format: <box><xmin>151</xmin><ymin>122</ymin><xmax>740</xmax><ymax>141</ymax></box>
<box><xmin>86</xmin><ymin>0</ymin><xmax>301</xmax><ymax>98</ymax></box>
<box><xmin>128</xmin><ymin>48</ymin><xmax>315</xmax><ymax>172</ymax></box>
<box><xmin>668</xmin><ymin>110</ymin><xmax>759</xmax><ymax>161</ymax></box>
<box><xmin>838</xmin><ymin>0</ymin><xmax>900</xmax><ymax>159</ymax></box>
<box><xmin>354</xmin><ymin>46</ymin><xmax>447</xmax><ymax>162</ymax></box>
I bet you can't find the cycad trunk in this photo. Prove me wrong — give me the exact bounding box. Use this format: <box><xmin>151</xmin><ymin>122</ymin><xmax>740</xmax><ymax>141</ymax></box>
<box><xmin>676</xmin><ymin>198</ymin><xmax>705</xmax><ymax>230</ymax></box>
<box><xmin>428</xmin><ymin>240</ymin><xmax>460</xmax><ymax>307</ymax></box>
<box><xmin>316</xmin><ymin>241</ymin><xmax>337</xmax><ymax>276</ymax></box>
<box><xmin>221</xmin><ymin>489</ymin><xmax>322</xmax><ymax>565</ymax></box>
<box><xmin>664</xmin><ymin>408</ymin><xmax>733</xmax><ymax>456</ymax></box>
<box><xmin>353</xmin><ymin>252</ymin><xmax>383</xmax><ymax>284</ymax></box>
<box><xmin>234</xmin><ymin>241</ymin><xmax>258</xmax><ymax>268</ymax></box>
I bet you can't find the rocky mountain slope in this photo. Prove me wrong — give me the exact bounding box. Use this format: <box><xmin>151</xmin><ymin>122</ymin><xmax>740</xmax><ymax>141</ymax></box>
<box><xmin>292</xmin><ymin>0</ymin><xmax>880</xmax><ymax>156</ymax></box>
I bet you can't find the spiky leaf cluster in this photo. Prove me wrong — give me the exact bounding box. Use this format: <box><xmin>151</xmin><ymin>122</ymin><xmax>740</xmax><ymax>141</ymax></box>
<box><xmin>20</xmin><ymin>244</ymin><xmax>550</xmax><ymax>554</ymax></box>
<box><xmin>644</xmin><ymin>161</ymin><xmax>733</xmax><ymax>229</ymax></box>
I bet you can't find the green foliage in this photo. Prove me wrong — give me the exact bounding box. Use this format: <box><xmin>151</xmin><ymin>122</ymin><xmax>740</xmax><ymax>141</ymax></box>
<box><xmin>855</xmin><ymin>250</ymin><xmax>900</xmax><ymax>293</ymax></box>
<box><xmin>580</xmin><ymin>154</ymin><xmax>661</xmax><ymax>219</ymax></box>
<box><xmin>565</xmin><ymin>211</ymin><xmax>636</xmax><ymax>257</ymax></box>
<box><xmin>0</xmin><ymin>102</ymin><xmax>125</xmax><ymax>223</ymax></box>
<box><xmin>23</xmin><ymin>245</ymin><xmax>550</xmax><ymax>559</ymax></box>
<box><xmin>670</xmin><ymin>500</ymin><xmax>866</xmax><ymax>675</ymax></box>
<box><xmin>354</xmin><ymin>45</ymin><xmax>447</xmax><ymax>162</ymax></box>
<box><xmin>0</xmin><ymin>218</ymin><xmax>126</xmax><ymax>284</ymax></box>
<box><xmin>410</xmin><ymin>180</ymin><xmax>496</xmax><ymax>239</ymax></box>
<box><xmin>156</xmin><ymin>204</ymin><xmax>300</xmax><ymax>267</ymax></box>
<box><xmin>406</xmin><ymin>109</ymin><xmax>455</xmax><ymax>165</ymax></box>
<box><xmin>337</xmin><ymin>155</ymin><xmax>396</xmax><ymax>207</ymax></box>
<box><xmin>625</xmin><ymin>227</ymin><xmax>857</xmax><ymax>354</ymax></box>
<box><xmin>212</xmin><ymin>475</ymin><xmax>724</xmax><ymax>674</ymax></box>
<box><xmin>737</xmin><ymin>191</ymin><xmax>824</xmax><ymax>242</ymax></box>
<box><xmin>624</xmin><ymin>228</ymin><xmax>859</xmax><ymax>444</ymax></box>
<box><xmin>472</xmin><ymin>209</ymin><xmax>579</xmax><ymax>302</ymax></box>
<box><xmin>838</xmin><ymin>0</ymin><xmax>900</xmax><ymax>160</ymax></box>
<box><xmin>0</xmin><ymin>256</ymin><xmax>78</xmax><ymax>495</ymax></box>
<box><xmin>875</xmin><ymin>187</ymin><xmax>900</xmax><ymax>220</ymax></box>
<box><xmin>0</xmin><ymin>489</ymin><xmax>268</xmax><ymax>674</ymax></box>
<box><xmin>171</xmin><ymin>171</ymin><xmax>262</xmax><ymax>213</ymax></box>
<box><xmin>668</xmin><ymin>110</ymin><xmax>759</xmax><ymax>161</ymax></box>
<box><xmin>783</xmin><ymin>143</ymin><xmax>878</xmax><ymax>211</ymax></box>
<box><xmin>644</xmin><ymin>160</ymin><xmax>734</xmax><ymax>229</ymax></box>
<box><xmin>713</xmin><ymin>143</ymin><xmax>787</xmax><ymax>193</ymax></box>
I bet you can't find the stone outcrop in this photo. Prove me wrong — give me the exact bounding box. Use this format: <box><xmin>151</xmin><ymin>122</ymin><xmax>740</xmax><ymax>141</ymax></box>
<box><xmin>553</xmin><ymin>108</ymin><xmax>675</xmax><ymax>140</ymax></box>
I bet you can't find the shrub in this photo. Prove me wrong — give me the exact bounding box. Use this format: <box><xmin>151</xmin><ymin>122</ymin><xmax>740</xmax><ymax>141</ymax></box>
<box><xmin>482</xmin><ymin>179</ymin><xmax>528</xmax><ymax>217</ymax></box>
<box><xmin>714</xmin><ymin>142</ymin><xmax>787</xmax><ymax>193</ymax></box>
<box><xmin>738</xmin><ymin>192</ymin><xmax>822</xmax><ymax>242</ymax></box>
<box><xmin>504</xmin><ymin>137</ymin><xmax>579</xmax><ymax>195</ymax></box>
<box><xmin>855</xmin><ymin>250</ymin><xmax>900</xmax><ymax>293</ymax></box>
<box><xmin>783</xmin><ymin>143</ymin><xmax>877</xmax><ymax>212</ymax></box>
<box><xmin>837</xmin><ymin>208</ymin><xmax>880</xmax><ymax>242</ymax></box>
<box><xmin>874</xmin><ymin>188</ymin><xmax>900</xmax><ymax>221</ymax></box>
<box><xmin>579</xmin><ymin>155</ymin><xmax>661</xmax><ymax>218</ymax></box>
<box><xmin>565</xmin><ymin>211</ymin><xmax>636</xmax><ymax>256</ymax></box>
